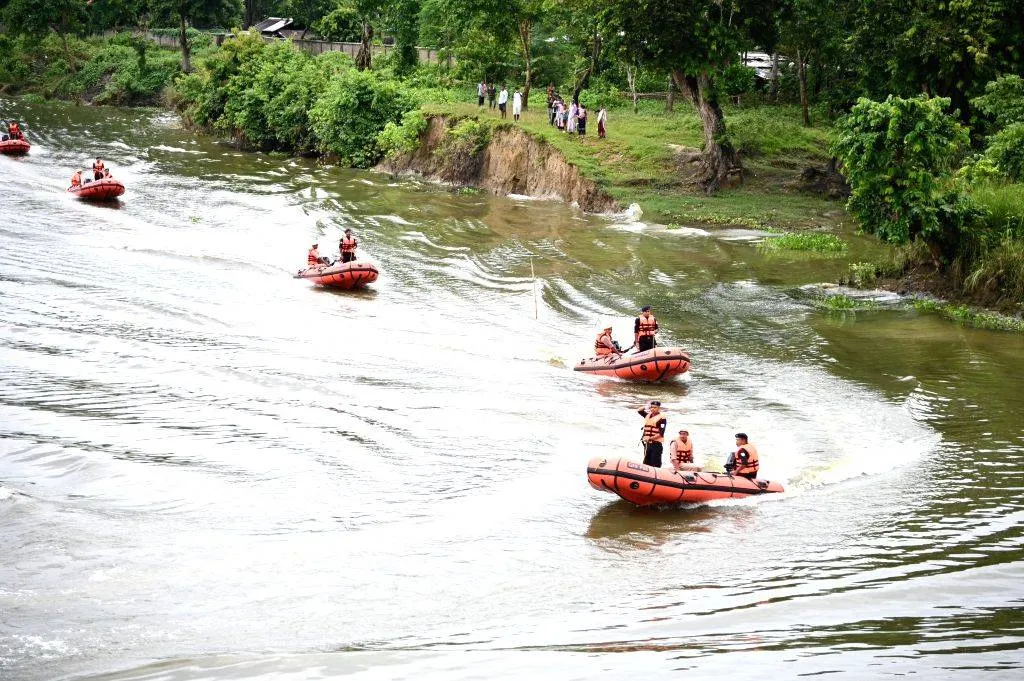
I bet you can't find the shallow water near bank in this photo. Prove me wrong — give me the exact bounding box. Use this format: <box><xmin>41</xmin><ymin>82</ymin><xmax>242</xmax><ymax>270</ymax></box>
<box><xmin>2</xmin><ymin>97</ymin><xmax>1023</xmax><ymax>680</ymax></box>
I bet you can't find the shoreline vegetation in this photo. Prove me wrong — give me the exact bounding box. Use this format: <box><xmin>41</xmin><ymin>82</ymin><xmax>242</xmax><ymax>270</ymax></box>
<box><xmin>1</xmin><ymin>1</ymin><xmax>1022</xmax><ymax>328</ymax></box>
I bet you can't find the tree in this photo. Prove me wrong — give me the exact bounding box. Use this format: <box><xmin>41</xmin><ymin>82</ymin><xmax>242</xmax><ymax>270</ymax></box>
<box><xmin>1</xmin><ymin>0</ymin><xmax>88</xmax><ymax>68</ymax></box>
<box><xmin>777</xmin><ymin>0</ymin><xmax>846</xmax><ymax>127</ymax></box>
<box><xmin>832</xmin><ymin>95</ymin><xmax>973</xmax><ymax>264</ymax></box>
<box><xmin>384</xmin><ymin>0</ymin><xmax>420</xmax><ymax>72</ymax></box>
<box><xmin>151</xmin><ymin>0</ymin><xmax>242</xmax><ymax>73</ymax></box>
<box><xmin>602</xmin><ymin>0</ymin><xmax>756</xmax><ymax>192</ymax></box>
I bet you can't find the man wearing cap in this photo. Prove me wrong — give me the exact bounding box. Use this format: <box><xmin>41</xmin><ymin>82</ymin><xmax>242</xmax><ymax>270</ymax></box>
<box><xmin>339</xmin><ymin>228</ymin><xmax>358</xmax><ymax>263</ymax></box>
<box><xmin>594</xmin><ymin>323</ymin><xmax>622</xmax><ymax>357</ymax></box>
<box><xmin>637</xmin><ymin>401</ymin><xmax>667</xmax><ymax>467</ymax></box>
<box><xmin>307</xmin><ymin>243</ymin><xmax>323</xmax><ymax>267</ymax></box>
<box><xmin>670</xmin><ymin>429</ymin><xmax>699</xmax><ymax>472</ymax></box>
<box><xmin>725</xmin><ymin>432</ymin><xmax>759</xmax><ymax>479</ymax></box>
<box><xmin>634</xmin><ymin>305</ymin><xmax>659</xmax><ymax>352</ymax></box>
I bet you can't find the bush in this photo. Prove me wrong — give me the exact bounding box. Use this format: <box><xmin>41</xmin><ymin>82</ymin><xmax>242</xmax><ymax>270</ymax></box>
<box><xmin>378</xmin><ymin>108</ymin><xmax>428</xmax><ymax>159</ymax></box>
<box><xmin>310</xmin><ymin>69</ymin><xmax>416</xmax><ymax>167</ymax></box>
<box><xmin>986</xmin><ymin>123</ymin><xmax>1024</xmax><ymax>182</ymax></box>
<box><xmin>719</xmin><ymin>63</ymin><xmax>757</xmax><ymax>98</ymax></box>
<box><xmin>971</xmin><ymin>75</ymin><xmax>1024</xmax><ymax>131</ymax></box>
<box><xmin>832</xmin><ymin>95</ymin><xmax>971</xmax><ymax>260</ymax></box>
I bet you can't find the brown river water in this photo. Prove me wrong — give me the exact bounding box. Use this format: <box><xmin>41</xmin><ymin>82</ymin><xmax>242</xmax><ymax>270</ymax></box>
<box><xmin>2</xmin><ymin>97</ymin><xmax>1023</xmax><ymax>680</ymax></box>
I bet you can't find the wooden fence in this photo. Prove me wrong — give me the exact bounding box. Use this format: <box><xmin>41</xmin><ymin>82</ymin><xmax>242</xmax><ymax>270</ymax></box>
<box><xmin>143</xmin><ymin>31</ymin><xmax>449</xmax><ymax>65</ymax></box>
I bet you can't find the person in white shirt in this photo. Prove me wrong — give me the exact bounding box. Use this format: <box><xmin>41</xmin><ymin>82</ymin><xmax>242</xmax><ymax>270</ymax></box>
<box><xmin>597</xmin><ymin>107</ymin><xmax>608</xmax><ymax>138</ymax></box>
<box><xmin>498</xmin><ymin>86</ymin><xmax>509</xmax><ymax>119</ymax></box>
<box><xmin>512</xmin><ymin>89</ymin><xmax>522</xmax><ymax>121</ymax></box>
<box><xmin>477</xmin><ymin>81</ymin><xmax>486</xmax><ymax>106</ymax></box>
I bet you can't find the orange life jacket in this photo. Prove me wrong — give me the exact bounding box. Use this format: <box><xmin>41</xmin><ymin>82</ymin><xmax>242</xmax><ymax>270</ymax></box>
<box><xmin>10</xmin><ymin>123</ymin><xmax>20</xmax><ymax>136</ymax></box>
<box><xmin>671</xmin><ymin>436</ymin><xmax>693</xmax><ymax>463</ymax></box>
<box><xmin>340</xmin><ymin>235</ymin><xmax>357</xmax><ymax>253</ymax></box>
<box><xmin>307</xmin><ymin>248</ymin><xmax>320</xmax><ymax>265</ymax></box>
<box><xmin>70</xmin><ymin>172</ymin><xmax>82</xmax><ymax>187</ymax></box>
<box><xmin>93</xmin><ymin>161</ymin><xmax>105</xmax><ymax>173</ymax></box>
<box><xmin>734</xmin><ymin>443</ymin><xmax>759</xmax><ymax>477</ymax></box>
<box><xmin>637</xmin><ymin>312</ymin><xmax>658</xmax><ymax>337</ymax></box>
<box><xmin>642</xmin><ymin>412</ymin><xmax>665</xmax><ymax>444</ymax></box>
<box><xmin>594</xmin><ymin>331</ymin><xmax>615</xmax><ymax>356</ymax></box>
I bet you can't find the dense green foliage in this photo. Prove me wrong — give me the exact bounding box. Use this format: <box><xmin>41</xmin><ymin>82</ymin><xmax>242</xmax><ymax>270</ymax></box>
<box><xmin>832</xmin><ymin>96</ymin><xmax>971</xmax><ymax>249</ymax></box>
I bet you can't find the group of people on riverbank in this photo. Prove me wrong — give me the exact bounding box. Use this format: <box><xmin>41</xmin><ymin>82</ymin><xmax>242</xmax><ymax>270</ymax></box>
<box><xmin>474</xmin><ymin>82</ymin><xmax>607</xmax><ymax>136</ymax></box>
<box><xmin>596</xmin><ymin>304</ymin><xmax>761</xmax><ymax>479</ymax></box>
<box><xmin>477</xmin><ymin>82</ymin><xmax>523</xmax><ymax>121</ymax></box>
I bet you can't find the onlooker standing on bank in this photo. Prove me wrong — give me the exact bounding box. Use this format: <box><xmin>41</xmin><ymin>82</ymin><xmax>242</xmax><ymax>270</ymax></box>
<box><xmin>498</xmin><ymin>86</ymin><xmax>509</xmax><ymax>119</ymax></box>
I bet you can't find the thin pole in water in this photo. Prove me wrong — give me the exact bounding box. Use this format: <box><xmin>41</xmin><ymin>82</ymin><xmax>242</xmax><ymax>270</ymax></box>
<box><xmin>530</xmin><ymin>254</ymin><xmax>538</xmax><ymax>320</ymax></box>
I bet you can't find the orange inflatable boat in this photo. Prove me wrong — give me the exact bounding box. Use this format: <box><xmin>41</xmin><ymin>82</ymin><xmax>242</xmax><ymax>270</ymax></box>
<box><xmin>68</xmin><ymin>178</ymin><xmax>125</xmax><ymax>200</ymax></box>
<box><xmin>0</xmin><ymin>139</ymin><xmax>30</xmax><ymax>155</ymax></box>
<box><xmin>294</xmin><ymin>261</ymin><xmax>379</xmax><ymax>289</ymax></box>
<box><xmin>574</xmin><ymin>347</ymin><xmax>691</xmax><ymax>381</ymax></box>
<box><xmin>587</xmin><ymin>456</ymin><xmax>784</xmax><ymax>506</ymax></box>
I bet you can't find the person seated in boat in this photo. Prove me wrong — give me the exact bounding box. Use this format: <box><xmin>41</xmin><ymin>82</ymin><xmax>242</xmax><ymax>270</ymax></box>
<box><xmin>92</xmin><ymin>158</ymin><xmax>106</xmax><ymax>181</ymax></box>
<box><xmin>339</xmin><ymin>228</ymin><xmax>358</xmax><ymax>263</ymax></box>
<box><xmin>634</xmin><ymin>305</ymin><xmax>658</xmax><ymax>352</ymax></box>
<box><xmin>8</xmin><ymin>121</ymin><xmax>24</xmax><ymax>140</ymax></box>
<box><xmin>670</xmin><ymin>429</ymin><xmax>700</xmax><ymax>472</ymax></box>
<box><xmin>308</xmin><ymin>243</ymin><xmax>327</xmax><ymax>267</ymax></box>
<box><xmin>637</xmin><ymin>400</ymin><xmax>667</xmax><ymax>467</ymax></box>
<box><xmin>70</xmin><ymin>170</ymin><xmax>83</xmax><ymax>189</ymax></box>
<box><xmin>724</xmin><ymin>432</ymin><xmax>759</xmax><ymax>479</ymax></box>
<box><xmin>594</xmin><ymin>323</ymin><xmax>622</xmax><ymax>357</ymax></box>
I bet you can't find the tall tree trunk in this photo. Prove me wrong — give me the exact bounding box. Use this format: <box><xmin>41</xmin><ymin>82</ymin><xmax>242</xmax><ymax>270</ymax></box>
<box><xmin>518</xmin><ymin>20</ymin><xmax>532</xmax><ymax>109</ymax></box>
<box><xmin>769</xmin><ymin>52</ymin><xmax>780</xmax><ymax>102</ymax></box>
<box><xmin>572</xmin><ymin>30</ymin><xmax>601</xmax><ymax>103</ymax></box>
<box><xmin>672</xmin><ymin>70</ymin><xmax>743</xmax><ymax>194</ymax></box>
<box><xmin>666</xmin><ymin>75</ymin><xmax>674</xmax><ymax>113</ymax></box>
<box><xmin>797</xmin><ymin>48</ymin><xmax>811</xmax><ymax>127</ymax></box>
<box><xmin>244</xmin><ymin>0</ymin><xmax>255</xmax><ymax>29</ymax></box>
<box><xmin>179</xmin><ymin>14</ymin><xmax>191</xmax><ymax>74</ymax></box>
<box><xmin>355</xmin><ymin>21</ymin><xmax>373</xmax><ymax>70</ymax></box>
<box><xmin>625</xmin><ymin>65</ymin><xmax>637</xmax><ymax>114</ymax></box>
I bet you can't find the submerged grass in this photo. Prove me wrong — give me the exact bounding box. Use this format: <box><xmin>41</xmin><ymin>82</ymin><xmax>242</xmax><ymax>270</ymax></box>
<box><xmin>758</xmin><ymin>232</ymin><xmax>847</xmax><ymax>253</ymax></box>
<box><xmin>912</xmin><ymin>299</ymin><xmax>1024</xmax><ymax>332</ymax></box>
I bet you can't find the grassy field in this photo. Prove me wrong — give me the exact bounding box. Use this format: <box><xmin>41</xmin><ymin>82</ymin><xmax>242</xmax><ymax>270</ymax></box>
<box><xmin>422</xmin><ymin>98</ymin><xmax>846</xmax><ymax>230</ymax></box>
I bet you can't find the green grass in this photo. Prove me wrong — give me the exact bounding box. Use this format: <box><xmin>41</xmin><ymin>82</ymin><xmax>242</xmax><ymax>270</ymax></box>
<box><xmin>420</xmin><ymin>97</ymin><xmax>846</xmax><ymax>230</ymax></box>
<box><xmin>912</xmin><ymin>299</ymin><xmax>1024</xmax><ymax>332</ymax></box>
<box><xmin>758</xmin><ymin>232</ymin><xmax>847</xmax><ymax>253</ymax></box>
<box><xmin>814</xmin><ymin>294</ymin><xmax>878</xmax><ymax>311</ymax></box>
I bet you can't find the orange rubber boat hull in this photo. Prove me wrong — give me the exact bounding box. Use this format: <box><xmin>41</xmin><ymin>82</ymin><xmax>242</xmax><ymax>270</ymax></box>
<box><xmin>68</xmin><ymin>178</ymin><xmax>125</xmax><ymax>200</ymax></box>
<box><xmin>587</xmin><ymin>456</ymin><xmax>784</xmax><ymax>506</ymax></box>
<box><xmin>294</xmin><ymin>261</ymin><xmax>379</xmax><ymax>289</ymax></box>
<box><xmin>574</xmin><ymin>347</ymin><xmax>691</xmax><ymax>381</ymax></box>
<box><xmin>0</xmin><ymin>139</ymin><xmax>30</xmax><ymax>155</ymax></box>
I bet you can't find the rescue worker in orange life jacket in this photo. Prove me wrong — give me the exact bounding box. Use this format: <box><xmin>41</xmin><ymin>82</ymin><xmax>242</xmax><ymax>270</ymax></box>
<box><xmin>92</xmin><ymin>158</ymin><xmax>106</xmax><ymax>181</ymax></box>
<box><xmin>594</xmin><ymin>323</ymin><xmax>622</xmax><ymax>357</ymax></box>
<box><xmin>308</xmin><ymin>243</ymin><xmax>324</xmax><ymax>267</ymax></box>
<box><xmin>634</xmin><ymin>305</ymin><xmax>658</xmax><ymax>352</ymax></box>
<box><xmin>70</xmin><ymin>170</ymin><xmax>83</xmax><ymax>189</ymax></box>
<box><xmin>670</xmin><ymin>429</ymin><xmax>699</xmax><ymax>472</ymax></box>
<box><xmin>637</xmin><ymin>400</ymin><xmax>667</xmax><ymax>467</ymax></box>
<box><xmin>339</xmin><ymin>228</ymin><xmax>358</xmax><ymax>263</ymax></box>
<box><xmin>9</xmin><ymin>121</ymin><xmax>23</xmax><ymax>140</ymax></box>
<box><xmin>725</xmin><ymin>432</ymin><xmax>759</xmax><ymax>479</ymax></box>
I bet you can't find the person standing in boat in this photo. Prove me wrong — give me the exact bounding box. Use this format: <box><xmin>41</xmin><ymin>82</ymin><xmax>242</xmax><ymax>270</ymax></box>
<box><xmin>634</xmin><ymin>305</ymin><xmax>658</xmax><ymax>352</ymax></box>
<box><xmin>725</xmin><ymin>433</ymin><xmax>759</xmax><ymax>479</ymax></box>
<box><xmin>339</xmin><ymin>228</ymin><xmax>358</xmax><ymax>263</ymax></box>
<box><xmin>670</xmin><ymin>429</ymin><xmax>699</xmax><ymax>471</ymax></box>
<box><xmin>637</xmin><ymin>401</ymin><xmax>667</xmax><ymax>467</ymax></box>
<box><xmin>594</xmin><ymin>323</ymin><xmax>622</xmax><ymax>357</ymax></box>
<box><xmin>92</xmin><ymin>158</ymin><xmax>106</xmax><ymax>181</ymax></box>
<box><xmin>8</xmin><ymin>120</ymin><xmax>24</xmax><ymax>140</ymax></box>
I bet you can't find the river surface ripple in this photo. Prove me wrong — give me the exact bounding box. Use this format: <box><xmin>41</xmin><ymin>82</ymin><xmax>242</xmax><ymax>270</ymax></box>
<box><xmin>1</xmin><ymin>98</ymin><xmax>1023</xmax><ymax>680</ymax></box>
